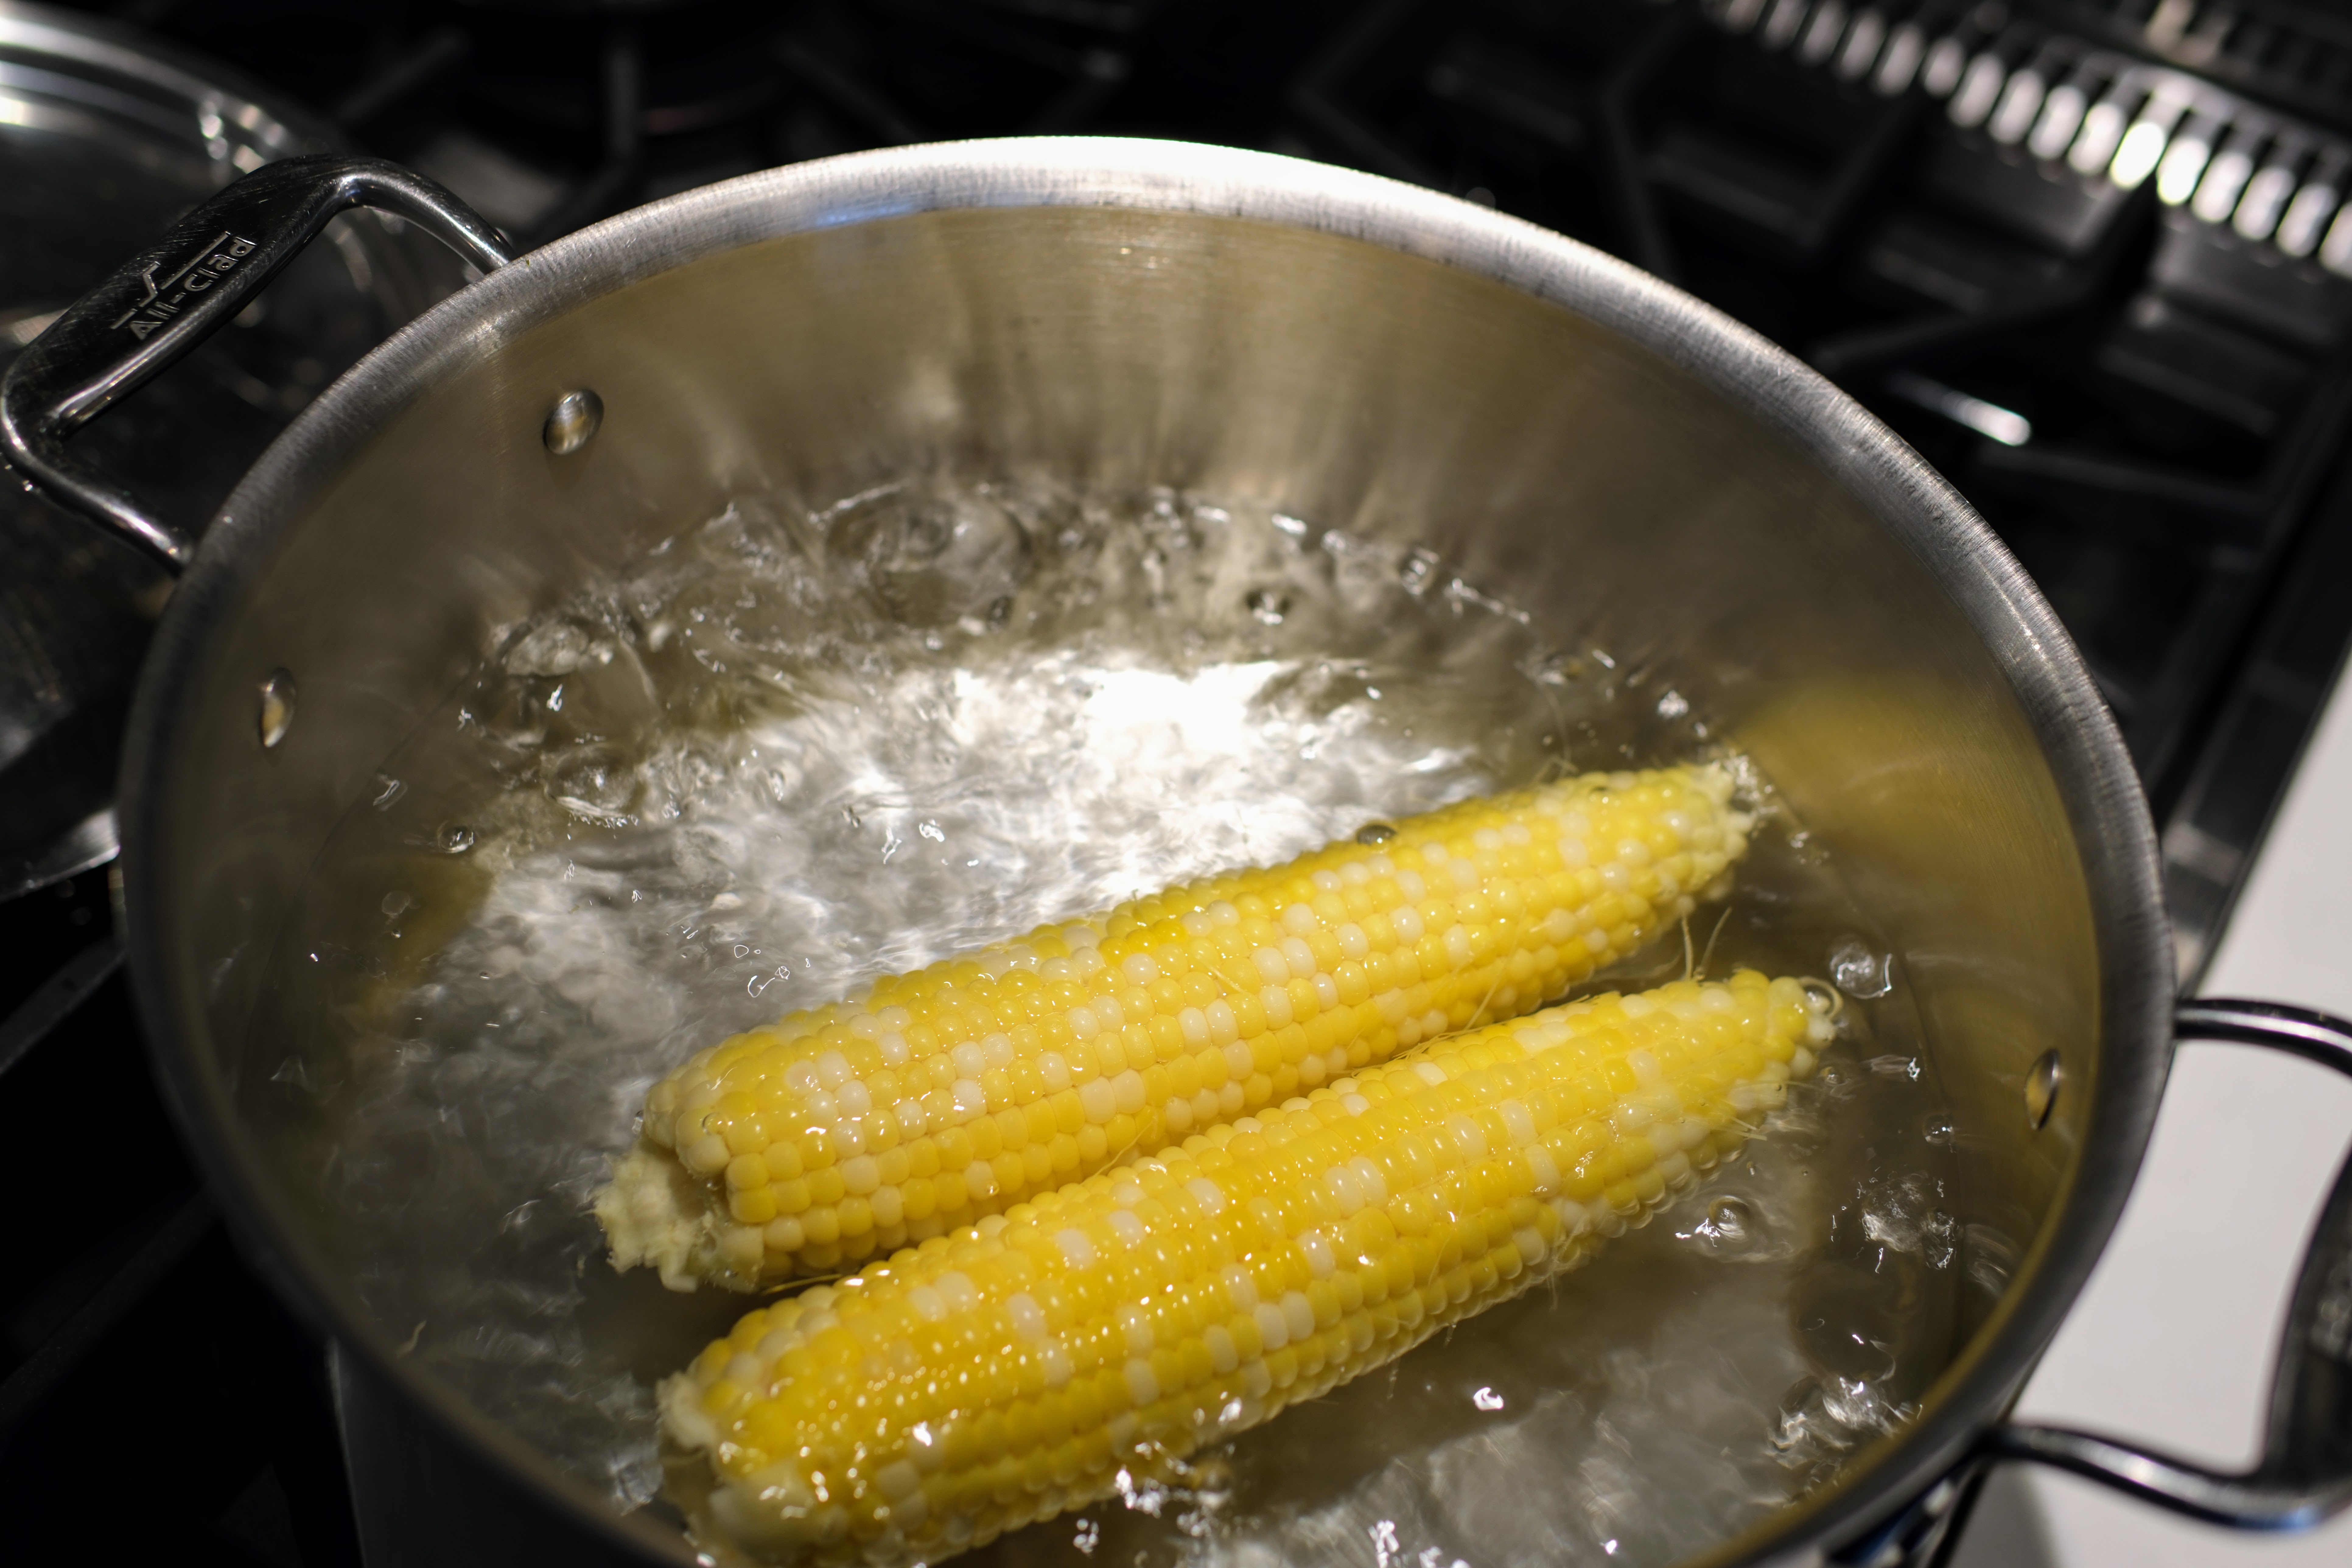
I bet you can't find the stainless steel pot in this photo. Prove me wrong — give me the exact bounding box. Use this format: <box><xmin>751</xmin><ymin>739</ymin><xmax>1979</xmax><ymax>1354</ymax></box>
<box><xmin>5</xmin><ymin>138</ymin><xmax>2349</xmax><ymax>1567</ymax></box>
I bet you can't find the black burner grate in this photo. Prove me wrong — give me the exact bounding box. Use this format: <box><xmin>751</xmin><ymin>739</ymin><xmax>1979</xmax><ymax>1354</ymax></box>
<box><xmin>0</xmin><ymin>870</ymin><xmax>360</xmax><ymax>1564</ymax></box>
<box><xmin>1290</xmin><ymin>0</ymin><xmax>2352</xmax><ymax>975</ymax></box>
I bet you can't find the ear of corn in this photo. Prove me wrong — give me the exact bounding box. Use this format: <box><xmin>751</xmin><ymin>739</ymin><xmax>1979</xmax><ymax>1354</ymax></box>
<box><xmin>600</xmin><ymin>765</ymin><xmax>1754</xmax><ymax>1291</ymax></box>
<box><xmin>661</xmin><ymin>970</ymin><xmax>1831</xmax><ymax>1565</ymax></box>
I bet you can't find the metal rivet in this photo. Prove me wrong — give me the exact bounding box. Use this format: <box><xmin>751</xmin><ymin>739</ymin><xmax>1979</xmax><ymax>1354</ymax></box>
<box><xmin>2025</xmin><ymin>1048</ymin><xmax>2063</xmax><ymax>1129</ymax></box>
<box><xmin>1355</xmin><ymin>822</ymin><xmax>1397</xmax><ymax>845</ymax></box>
<box><xmin>543</xmin><ymin>389</ymin><xmax>604</xmax><ymax>455</ymax></box>
<box><xmin>258</xmin><ymin>669</ymin><xmax>297</xmax><ymax>748</ymax></box>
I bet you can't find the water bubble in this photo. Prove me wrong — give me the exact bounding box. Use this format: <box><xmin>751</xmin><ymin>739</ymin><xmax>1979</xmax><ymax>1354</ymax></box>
<box><xmin>545</xmin><ymin>745</ymin><xmax>638</xmax><ymax>823</ymax></box>
<box><xmin>1858</xmin><ymin>1170</ymin><xmax>1939</xmax><ymax>1255</ymax></box>
<box><xmin>828</xmin><ymin>483</ymin><xmax>1033</xmax><ymax>626</ymax></box>
<box><xmin>1472</xmin><ymin>1386</ymin><xmax>1505</xmax><ymax>1411</ymax></box>
<box><xmin>1923</xmin><ymin>1115</ymin><xmax>1956</xmax><ymax>1146</ymax></box>
<box><xmin>1680</xmin><ymin>1193</ymin><xmax>1756</xmax><ymax>1250</ymax></box>
<box><xmin>1523</xmin><ymin>650</ymin><xmax>1586</xmax><ymax>686</ymax></box>
<box><xmin>381</xmin><ymin>890</ymin><xmax>414</xmax><ymax>918</ymax></box>
<box><xmin>1397</xmin><ymin>546</ymin><xmax>1440</xmax><ymax>595</ymax></box>
<box><xmin>436</xmin><ymin>823</ymin><xmax>477</xmax><ymax>854</ymax></box>
<box><xmin>1829</xmin><ymin>937</ymin><xmax>1894</xmax><ymax>998</ymax></box>
<box><xmin>1790</xmin><ymin>1265</ymin><xmax>1905</xmax><ymax>1383</ymax></box>
<box><xmin>1246</xmin><ymin>588</ymin><xmax>1290</xmax><ymax>625</ymax></box>
<box><xmin>1656</xmin><ymin>689</ymin><xmax>1691</xmax><ymax>719</ymax></box>
<box><xmin>505</xmin><ymin>618</ymin><xmax>610</xmax><ymax>677</ymax></box>
<box><xmin>1440</xmin><ymin>576</ymin><xmax>1525</xmax><ymax>622</ymax></box>
<box><xmin>1356</xmin><ymin>821</ymin><xmax>1398</xmax><ymax>845</ymax></box>
<box><xmin>1923</xmin><ymin>1210</ymin><xmax>1959</xmax><ymax>1270</ymax></box>
<box><xmin>1113</xmin><ymin>1466</ymin><xmax>1169</xmax><ymax>1516</ymax></box>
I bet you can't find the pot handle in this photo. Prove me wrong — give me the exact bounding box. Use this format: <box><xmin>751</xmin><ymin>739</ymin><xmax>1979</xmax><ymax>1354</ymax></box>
<box><xmin>0</xmin><ymin>154</ymin><xmax>511</xmax><ymax>572</ymax></box>
<box><xmin>1979</xmin><ymin>998</ymin><xmax>2352</xmax><ymax>1529</ymax></box>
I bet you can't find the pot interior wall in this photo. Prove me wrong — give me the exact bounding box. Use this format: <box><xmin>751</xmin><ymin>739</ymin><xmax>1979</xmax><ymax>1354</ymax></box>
<box><xmin>144</xmin><ymin>205</ymin><xmax>2099</xmax><ymax>1550</ymax></box>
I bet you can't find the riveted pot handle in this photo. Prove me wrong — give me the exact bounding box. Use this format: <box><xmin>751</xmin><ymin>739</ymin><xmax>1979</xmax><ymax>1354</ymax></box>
<box><xmin>0</xmin><ymin>154</ymin><xmax>511</xmax><ymax>572</ymax></box>
<box><xmin>1979</xmin><ymin>999</ymin><xmax>2352</xmax><ymax>1530</ymax></box>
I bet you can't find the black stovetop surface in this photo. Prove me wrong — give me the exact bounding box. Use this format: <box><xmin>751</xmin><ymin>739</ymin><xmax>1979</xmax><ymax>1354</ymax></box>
<box><xmin>9</xmin><ymin>1</ymin><xmax>2352</xmax><ymax>1562</ymax></box>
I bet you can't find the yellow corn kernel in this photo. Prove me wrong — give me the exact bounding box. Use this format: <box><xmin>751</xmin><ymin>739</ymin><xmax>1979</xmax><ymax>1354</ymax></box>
<box><xmin>663</xmin><ymin>970</ymin><xmax>1832</xmax><ymax>1565</ymax></box>
<box><xmin>599</xmin><ymin>765</ymin><xmax>1753</xmax><ymax>1290</ymax></box>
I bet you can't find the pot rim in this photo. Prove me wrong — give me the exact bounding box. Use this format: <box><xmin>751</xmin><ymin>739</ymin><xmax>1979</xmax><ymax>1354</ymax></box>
<box><xmin>118</xmin><ymin>135</ymin><xmax>2176</xmax><ymax>1566</ymax></box>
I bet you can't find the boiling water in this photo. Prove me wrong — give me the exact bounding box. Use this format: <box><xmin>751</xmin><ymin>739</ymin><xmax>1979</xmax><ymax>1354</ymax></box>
<box><xmin>253</xmin><ymin>480</ymin><xmax>1982</xmax><ymax>1565</ymax></box>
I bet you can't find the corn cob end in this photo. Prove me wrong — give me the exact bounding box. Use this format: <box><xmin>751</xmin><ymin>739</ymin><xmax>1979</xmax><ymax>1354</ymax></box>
<box><xmin>599</xmin><ymin>1145</ymin><xmax>765</xmax><ymax>1293</ymax></box>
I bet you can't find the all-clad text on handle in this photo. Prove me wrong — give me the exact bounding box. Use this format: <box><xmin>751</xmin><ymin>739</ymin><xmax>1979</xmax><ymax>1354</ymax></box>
<box><xmin>0</xmin><ymin>155</ymin><xmax>513</xmax><ymax>571</ymax></box>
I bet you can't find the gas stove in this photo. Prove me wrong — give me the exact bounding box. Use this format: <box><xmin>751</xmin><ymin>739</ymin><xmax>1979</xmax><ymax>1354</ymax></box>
<box><xmin>5</xmin><ymin>2</ymin><xmax>2351</xmax><ymax>1564</ymax></box>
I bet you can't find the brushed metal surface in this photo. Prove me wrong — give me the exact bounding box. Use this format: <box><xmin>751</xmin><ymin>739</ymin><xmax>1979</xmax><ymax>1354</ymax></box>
<box><xmin>2</xmin><ymin>153</ymin><xmax>513</xmax><ymax>566</ymax></box>
<box><xmin>110</xmin><ymin>139</ymin><xmax>2172</xmax><ymax>1566</ymax></box>
<box><xmin>0</xmin><ymin>1</ymin><xmax>471</xmax><ymax>895</ymax></box>
<box><xmin>1986</xmin><ymin>1000</ymin><xmax>2352</xmax><ymax>1529</ymax></box>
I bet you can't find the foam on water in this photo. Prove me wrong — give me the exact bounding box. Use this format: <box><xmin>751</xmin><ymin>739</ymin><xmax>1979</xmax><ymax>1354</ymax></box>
<box><xmin>254</xmin><ymin>479</ymin><xmax>1974</xmax><ymax>1563</ymax></box>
